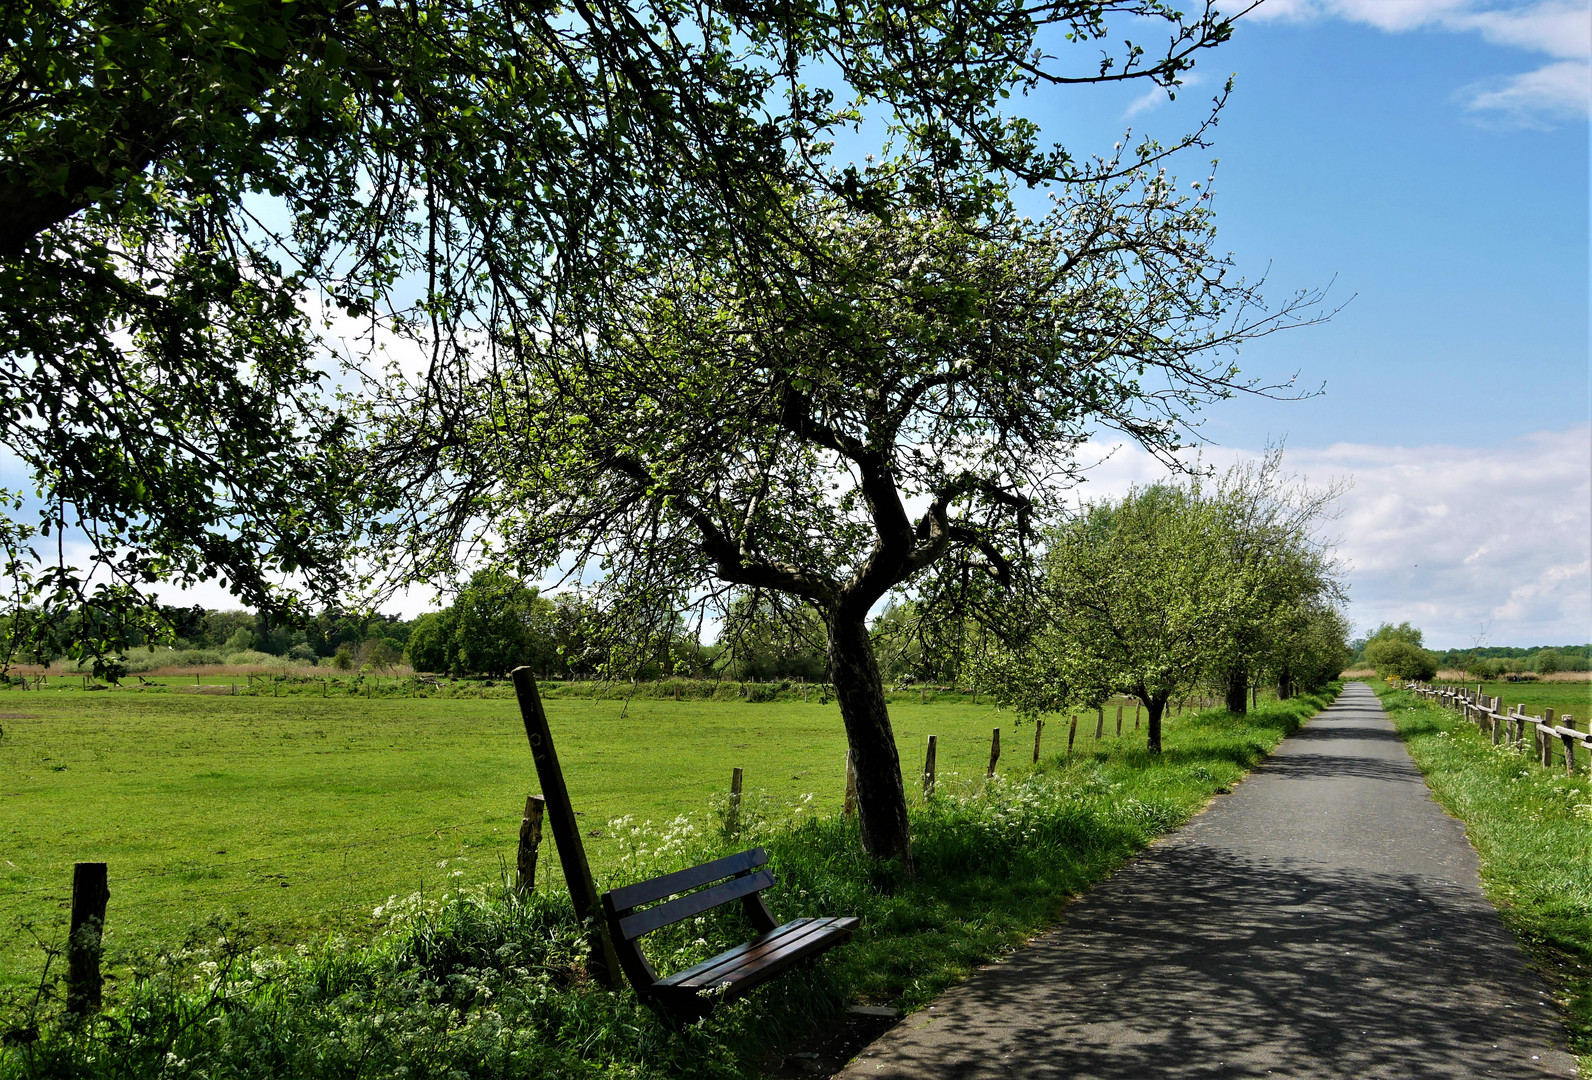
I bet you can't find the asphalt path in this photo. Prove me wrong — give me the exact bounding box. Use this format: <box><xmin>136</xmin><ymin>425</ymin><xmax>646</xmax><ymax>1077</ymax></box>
<box><xmin>836</xmin><ymin>683</ymin><xmax>1577</xmax><ymax>1079</ymax></box>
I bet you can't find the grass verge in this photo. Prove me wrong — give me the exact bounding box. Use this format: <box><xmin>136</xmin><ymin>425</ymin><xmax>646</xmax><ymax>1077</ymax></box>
<box><xmin>1374</xmin><ymin>683</ymin><xmax>1592</xmax><ymax>1071</ymax></box>
<box><xmin>1</xmin><ymin>687</ymin><xmax>1337</xmax><ymax>1080</ymax></box>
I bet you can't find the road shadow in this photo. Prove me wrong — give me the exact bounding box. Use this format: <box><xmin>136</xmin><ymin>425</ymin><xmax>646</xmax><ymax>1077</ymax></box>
<box><xmin>847</xmin><ymin>844</ymin><xmax>1570</xmax><ymax>1078</ymax></box>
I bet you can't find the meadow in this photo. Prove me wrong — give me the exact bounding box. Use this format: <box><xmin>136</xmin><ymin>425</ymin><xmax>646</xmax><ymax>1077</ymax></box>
<box><xmin>0</xmin><ymin>681</ymin><xmax>1169</xmax><ymax>989</ymax></box>
<box><xmin>1430</xmin><ymin>678</ymin><xmax>1592</xmax><ymax>723</ymax></box>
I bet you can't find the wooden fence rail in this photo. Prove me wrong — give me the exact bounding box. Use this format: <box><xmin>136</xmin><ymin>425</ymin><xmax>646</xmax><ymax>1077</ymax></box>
<box><xmin>1408</xmin><ymin>682</ymin><xmax>1589</xmax><ymax>776</ymax></box>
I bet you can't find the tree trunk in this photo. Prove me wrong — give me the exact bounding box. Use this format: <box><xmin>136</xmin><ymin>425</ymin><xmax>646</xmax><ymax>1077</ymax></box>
<box><xmin>1145</xmin><ymin>693</ymin><xmax>1168</xmax><ymax>755</ymax></box>
<box><xmin>1224</xmin><ymin>665</ymin><xmax>1249</xmax><ymax>715</ymax></box>
<box><xmin>826</xmin><ymin>613</ymin><xmax>913</xmax><ymax>866</ymax></box>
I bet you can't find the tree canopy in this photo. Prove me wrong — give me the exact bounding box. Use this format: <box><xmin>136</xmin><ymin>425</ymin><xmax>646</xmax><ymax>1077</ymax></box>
<box><xmin>983</xmin><ymin>456</ymin><xmax>1347</xmax><ymax>753</ymax></box>
<box><xmin>2</xmin><ymin>0</ymin><xmax>1250</xmax><ymax>668</ymax></box>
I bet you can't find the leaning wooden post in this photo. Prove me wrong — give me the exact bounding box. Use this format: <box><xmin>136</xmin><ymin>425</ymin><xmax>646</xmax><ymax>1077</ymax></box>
<box><xmin>843</xmin><ymin>751</ymin><xmax>858</xmax><ymax>817</ymax></box>
<box><xmin>1032</xmin><ymin>719</ymin><xmax>1044</xmax><ymax>762</ymax></box>
<box><xmin>510</xmin><ymin>667</ymin><xmax>620</xmax><ymax>989</ymax></box>
<box><xmin>987</xmin><ymin>728</ymin><xmax>1001</xmax><ymax>777</ymax></box>
<box><xmin>1067</xmin><ymin>715</ymin><xmax>1078</xmax><ymax>758</ymax></box>
<box><xmin>727</xmin><ymin>766</ymin><xmax>744</xmax><ymax>834</ymax></box>
<box><xmin>1135</xmin><ymin>701</ymin><xmax>1141</xmax><ymax>730</ymax></box>
<box><xmin>67</xmin><ymin>862</ymin><xmax>109</xmax><ymax>1014</ymax></box>
<box><xmin>922</xmin><ymin>735</ymin><xmax>937</xmax><ymax>798</ymax></box>
<box><xmin>515</xmin><ymin>795</ymin><xmax>545</xmax><ymax>896</ymax></box>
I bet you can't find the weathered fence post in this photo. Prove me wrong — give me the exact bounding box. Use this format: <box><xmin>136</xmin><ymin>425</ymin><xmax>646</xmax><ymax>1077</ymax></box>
<box><xmin>515</xmin><ymin>795</ymin><xmax>545</xmax><ymax>896</ymax></box>
<box><xmin>67</xmin><ymin>862</ymin><xmax>109</xmax><ymax>1014</ymax></box>
<box><xmin>727</xmin><ymin>766</ymin><xmax>744</xmax><ymax>834</ymax></box>
<box><xmin>1135</xmin><ymin>701</ymin><xmax>1141</xmax><ymax>730</ymax></box>
<box><xmin>1067</xmin><ymin>715</ymin><xmax>1078</xmax><ymax>758</ymax></box>
<box><xmin>922</xmin><ymin>735</ymin><xmax>937</xmax><ymax>798</ymax></box>
<box><xmin>1032</xmin><ymin>719</ymin><xmax>1044</xmax><ymax>762</ymax></box>
<box><xmin>1560</xmin><ymin>715</ymin><xmax>1578</xmax><ymax>777</ymax></box>
<box><xmin>510</xmin><ymin>667</ymin><xmax>621</xmax><ymax>989</ymax></box>
<box><xmin>1116</xmin><ymin>704</ymin><xmax>1124</xmax><ymax>737</ymax></box>
<box><xmin>843</xmin><ymin>751</ymin><xmax>858</xmax><ymax>817</ymax></box>
<box><xmin>1540</xmin><ymin>708</ymin><xmax>1556</xmax><ymax>767</ymax></box>
<box><xmin>1094</xmin><ymin>707</ymin><xmax>1105</xmax><ymax>740</ymax></box>
<box><xmin>987</xmin><ymin>728</ymin><xmax>1001</xmax><ymax>777</ymax></box>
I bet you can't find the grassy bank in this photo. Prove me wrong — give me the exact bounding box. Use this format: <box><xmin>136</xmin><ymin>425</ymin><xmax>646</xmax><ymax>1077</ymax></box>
<box><xmin>1</xmin><ymin>688</ymin><xmax>1337</xmax><ymax>1079</ymax></box>
<box><xmin>1374</xmin><ymin>684</ymin><xmax>1592</xmax><ymax>1070</ymax></box>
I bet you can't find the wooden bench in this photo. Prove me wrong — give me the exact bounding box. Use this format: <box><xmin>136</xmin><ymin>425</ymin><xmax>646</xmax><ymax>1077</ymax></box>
<box><xmin>600</xmin><ymin>846</ymin><xmax>858</xmax><ymax>1022</ymax></box>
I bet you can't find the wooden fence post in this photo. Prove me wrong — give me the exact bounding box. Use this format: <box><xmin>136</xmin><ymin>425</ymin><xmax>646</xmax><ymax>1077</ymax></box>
<box><xmin>1540</xmin><ymin>709</ymin><xmax>1555</xmax><ymax>767</ymax></box>
<box><xmin>515</xmin><ymin>795</ymin><xmax>545</xmax><ymax>896</ymax></box>
<box><xmin>987</xmin><ymin>728</ymin><xmax>1000</xmax><ymax>777</ymax></box>
<box><xmin>510</xmin><ymin>667</ymin><xmax>621</xmax><ymax>989</ymax></box>
<box><xmin>922</xmin><ymin>735</ymin><xmax>937</xmax><ymax>798</ymax></box>
<box><xmin>843</xmin><ymin>751</ymin><xmax>858</xmax><ymax>817</ymax></box>
<box><xmin>67</xmin><ymin>862</ymin><xmax>109</xmax><ymax>1014</ymax></box>
<box><xmin>1032</xmin><ymin>719</ymin><xmax>1044</xmax><ymax>762</ymax></box>
<box><xmin>1067</xmin><ymin>715</ymin><xmax>1078</xmax><ymax>758</ymax></box>
<box><xmin>1135</xmin><ymin>701</ymin><xmax>1141</xmax><ymax>730</ymax></box>
<box><xmin>727</xmin><ymin>766</ymin><xmax>743</xmax><ymax>834</ymax></box>
<box><xmin>1115</xmin><ymin>704</ymin><xmax>1123</xmax><ymax>737</ymax></box>
<box><xmin>1094</xmin><ymin>707</ymin><xmax>1105</xmax><ymax>740</ymax></box>
<box><xmin>1560</xmin><ymin>715</ymin><xmax>1578</xmax><ymax>777</ymax></box>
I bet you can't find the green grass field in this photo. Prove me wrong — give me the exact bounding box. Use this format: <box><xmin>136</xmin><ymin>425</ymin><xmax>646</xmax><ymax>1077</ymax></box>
<box><xmin>0</xmin><ymin>684</ymin><xmax>1163</xmax><ymax>988</ymax></box>
<box><xmin>1377</xmin><ymin>684</ymin><xmax>1592</xmax><ymax>1071</ymax></box>
<box><xmin>1430</xmin><ymin>678</ymin><xmax>1592</xmax><ymax>722</ymax></box>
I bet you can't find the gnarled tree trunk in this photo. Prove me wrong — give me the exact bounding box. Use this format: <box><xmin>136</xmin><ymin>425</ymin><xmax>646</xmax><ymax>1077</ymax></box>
<box><xmin>1224</xmin><ymin>665</ymin><xmax>1249</xmax><ymax>715</ymax></box>
<box><xmin>825</xmin><ymin>612</ymin><xmax>913</xmax><ymax>865</ymax></box>
<box><xmin>1139</xmin><ymin>690</ymin><xmax>1170</xmax><ymax>755</ymax></box>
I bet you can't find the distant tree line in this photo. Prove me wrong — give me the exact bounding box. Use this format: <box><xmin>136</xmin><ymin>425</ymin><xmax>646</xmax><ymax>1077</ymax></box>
<box><xmin>0</xmin><ymin>604</ymin><xmax>416</xmax><ymax>671</ymax></box>
<box><xmin>1352</xmin><ymin>627</ymin><xmax>1591</xmax><ymax>681</ymax></box>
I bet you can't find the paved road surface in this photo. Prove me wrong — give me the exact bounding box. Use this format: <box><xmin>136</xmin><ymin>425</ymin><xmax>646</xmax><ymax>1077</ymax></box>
<box><xmin>837</xmin><ymin>683</ymin><xmax>1577</xmax><ymax>1079</ymax></box>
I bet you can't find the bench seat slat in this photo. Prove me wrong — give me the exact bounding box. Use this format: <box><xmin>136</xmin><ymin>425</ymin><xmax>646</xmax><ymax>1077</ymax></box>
<box><xmin>617</xmin><ymin>869</ymin><xmax>774</xmax><ymax>941</ymax></box>
<box><xmin>659</xmin><ymin>917</ymin><xmax>855</xmax><ymax>989</ymax></box>
<box><xmin>605</xmin><ymin>847</ymin><xmax>768</xmax><ymax>913</ymax></box>
<box><xmin>654</xmin><ymin>917</ymin><xmax>859</xmax><ymax>1003</ymax></box>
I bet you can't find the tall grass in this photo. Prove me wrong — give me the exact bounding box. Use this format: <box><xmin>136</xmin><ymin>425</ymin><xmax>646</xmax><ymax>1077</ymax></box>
<box><xmin>0</xmin><ymin>688</ymin><xmax>1336</xmax><ymax>1080</ymax></box>
<box><xmin>1376</xmin><ymin>684</ymin><xmax>1592</xmax><ymax>1071</ymax></box>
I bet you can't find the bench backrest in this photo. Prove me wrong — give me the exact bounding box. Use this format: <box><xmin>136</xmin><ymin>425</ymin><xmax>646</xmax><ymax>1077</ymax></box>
<box><xmin>603</xmin><ymin>847</ymin><xmax>773</xmax><ymax>941</ymax></box>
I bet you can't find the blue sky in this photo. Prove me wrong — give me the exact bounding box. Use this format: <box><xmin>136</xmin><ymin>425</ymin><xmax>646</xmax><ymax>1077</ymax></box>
<box><xmin>1013</xmin><ymin>0</ymin><xmax>1590</xmax><ymax>649</ymax></box>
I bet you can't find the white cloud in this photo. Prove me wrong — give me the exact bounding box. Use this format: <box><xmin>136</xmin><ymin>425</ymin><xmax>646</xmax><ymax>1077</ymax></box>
<box><xmin>1123</xmin><ymin>73</ymin><xmax>1206</xmax><ymax>119</ymax></box>
<box><xmin>1459</xmin><ymin>59</ymin><xmax>1592</xmax><ymax>123</ymax></box>
<box><xmin>1252</xmin><ymin>0</ymin><xmax>1592</xmax><ymax>123</ymax></box>
<box><xmin>1071</xmin><ymin>425</ymin><xmax>1592</xmax><ymax>649</ymax></box>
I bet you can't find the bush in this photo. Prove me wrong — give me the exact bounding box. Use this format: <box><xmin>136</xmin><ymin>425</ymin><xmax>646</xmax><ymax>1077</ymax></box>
<box><xmin>287</xmin><ymin>643</ymin><xmax>318</xmax><ymax>664</ymax></box>
<box><xmin>1365</xmin><ymin>638</ymin><xmax>1439</xmax><ymax>681</ymax></box>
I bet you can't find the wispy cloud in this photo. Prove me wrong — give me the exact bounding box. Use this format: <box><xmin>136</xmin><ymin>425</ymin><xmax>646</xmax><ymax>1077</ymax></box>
<box><xmin>1123</xmin><ymin>73</ymin><xmax>1206</xmax><ymax>119</ymax></box>
<box><xmin>1459</xmin><ymin>59</ymin><xmax>1592</xmax><ymax>124</ymax></box>
<box><xmin>1253</xmin><ymin>0</ymin><xmax>1592</xmax><ymax>124</ymax></box>
<box><xmin>1073</xmin><ymin>425</ymin><xmax>1592</xmax><ymax>649</ymax></box>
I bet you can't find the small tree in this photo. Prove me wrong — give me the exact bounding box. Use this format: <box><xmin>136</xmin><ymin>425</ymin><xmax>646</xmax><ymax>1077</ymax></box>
<box><xmin>405</xmin><ymin>611</ymin><xmax>458</xmax><ymax>674</ymax></box>
<box><xmin>1364</xmin><ymin>624</ymin><xmax>1439</xmax><ymax>682</ymax></box>
<box><xmin>989</xmin><ymin>485</ymin><xmax>1230</xmax><ymax>754</ymax></box>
